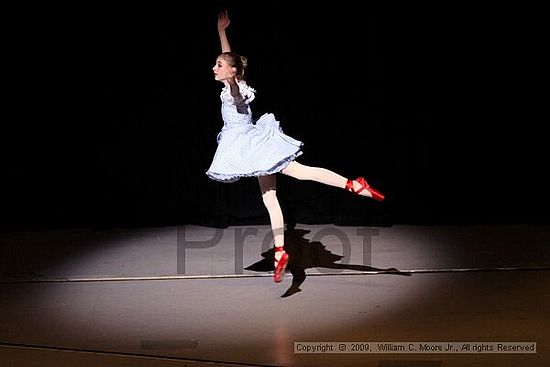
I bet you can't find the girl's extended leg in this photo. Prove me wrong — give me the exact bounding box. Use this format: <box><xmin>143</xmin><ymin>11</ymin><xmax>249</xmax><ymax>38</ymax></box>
<box><xmin>280</xmin><ymin>161</ymin><xmax>383</xmax><ymax>200</ymax></box>
<box><xmin>258</xmin><ymin>174</ymin><xmax>289</xmax><ymax>283</ymax></box>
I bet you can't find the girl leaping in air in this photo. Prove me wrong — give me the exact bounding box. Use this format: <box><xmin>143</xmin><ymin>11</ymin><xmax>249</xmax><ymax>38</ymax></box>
<box><xmin>206</xmin><ymin>10</ymin><xmax>384</xmax><ymax>283</ymax></box>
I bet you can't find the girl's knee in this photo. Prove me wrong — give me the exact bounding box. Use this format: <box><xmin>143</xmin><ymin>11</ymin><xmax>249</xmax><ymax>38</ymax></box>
<box><xmin>262</xmin><ymin>190</ymin><xmax>278</xmax><ymax>207</ymax></box>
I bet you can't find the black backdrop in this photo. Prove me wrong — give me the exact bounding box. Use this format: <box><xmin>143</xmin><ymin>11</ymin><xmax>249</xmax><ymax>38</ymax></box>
<box><xmin>4</xmin><ymin>2</ymin><xmax>548</xmax><ymax>230</ymax></box>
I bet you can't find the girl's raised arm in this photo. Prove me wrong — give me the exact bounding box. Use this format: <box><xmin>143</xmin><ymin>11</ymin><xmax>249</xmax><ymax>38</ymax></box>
<box><xmin>217</xmin><ymin>10</ymin><xmax>231</xmax><ymax>53</ymax></box>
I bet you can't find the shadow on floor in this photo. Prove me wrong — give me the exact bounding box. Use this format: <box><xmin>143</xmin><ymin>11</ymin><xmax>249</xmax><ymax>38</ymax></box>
<box><xmin>245</xmin><ymin>224</ymin><xmax>410</xmax><ymax>297</ymax></box>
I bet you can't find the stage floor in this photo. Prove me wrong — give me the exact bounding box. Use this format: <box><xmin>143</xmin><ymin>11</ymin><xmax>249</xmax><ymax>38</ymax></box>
<box><xmin>1</xmin><ymin>224</ymin><xmax>549</xmax><ymax>366</ymax></box>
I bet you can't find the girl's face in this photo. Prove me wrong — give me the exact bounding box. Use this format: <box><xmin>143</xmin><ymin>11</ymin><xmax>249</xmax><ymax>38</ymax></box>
<box><xmin>212</xmin><ymin>56</ymin><xmax>236</xmax><ymax>82</ymax></box>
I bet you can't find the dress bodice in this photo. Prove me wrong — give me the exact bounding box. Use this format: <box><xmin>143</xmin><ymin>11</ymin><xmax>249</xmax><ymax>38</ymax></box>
<box><xmin>219</xmin><ymin>81</ymin><xmax>256</xmax><ymax>127</ymax></box>
<box><xmin>221</xmin><ymin>101</ymin><xmax>253</xmax><ymax>126</ymax></box>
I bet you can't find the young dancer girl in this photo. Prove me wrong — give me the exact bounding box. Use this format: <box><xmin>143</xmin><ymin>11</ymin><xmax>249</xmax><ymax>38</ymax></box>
<box><xmin>206</xmin><ymin>10</ymin><xmax>384</xmax><ymax>283</ymax></box>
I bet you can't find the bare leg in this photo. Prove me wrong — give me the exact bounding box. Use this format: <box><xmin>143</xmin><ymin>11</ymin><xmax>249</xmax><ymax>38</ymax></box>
<box><xmin>258</xmin><ymin>174</ymin><xmax>289</xmax><ymax>282</ymax></box>
<box><xmin>280</xmin><ymin>161</ymin><xmax>374</xmax><ymax>198</ymax></box>
<box><xmin>257</xmin><ymin>175</ymin><xmax>284</xmax><ymax>249</ymax></box>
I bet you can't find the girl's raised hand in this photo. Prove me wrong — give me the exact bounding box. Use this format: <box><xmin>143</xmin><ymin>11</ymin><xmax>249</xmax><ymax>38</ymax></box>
<box><xmin>217</xmin><ymin>10</ymin><xmax>230</xmax><ymax>32</ymax></box>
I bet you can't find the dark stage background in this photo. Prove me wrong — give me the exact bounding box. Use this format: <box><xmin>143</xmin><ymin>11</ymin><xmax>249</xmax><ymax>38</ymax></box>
<box><xmin>4</xmin><ymin>2</ymin><xmax>548</xmax><ymax>230</ymax></box>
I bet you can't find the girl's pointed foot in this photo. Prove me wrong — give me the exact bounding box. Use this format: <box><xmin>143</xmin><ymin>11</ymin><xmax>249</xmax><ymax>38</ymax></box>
<box><xmin>273</xmin><ymin>246</ymin><xmax>289</xmax><ymax>283</ymax></box>
<box><xmin>345</xmin><ymin>177</ymin><xmax>385</xmax><ymax>202</ymax></box>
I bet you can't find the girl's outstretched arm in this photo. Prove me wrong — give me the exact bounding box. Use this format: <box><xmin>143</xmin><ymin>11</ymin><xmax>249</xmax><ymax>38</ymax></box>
<box><xmin>217</xmin><ymin>10</ymin><xmax>231</xmax><ymax>53</ymax></box>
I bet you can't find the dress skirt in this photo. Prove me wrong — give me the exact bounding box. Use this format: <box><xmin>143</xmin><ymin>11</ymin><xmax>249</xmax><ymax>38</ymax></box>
<box><xmin>206</xmin><ymin>113</ymin><xmax>303</xmax><ymax>182</ymax></box>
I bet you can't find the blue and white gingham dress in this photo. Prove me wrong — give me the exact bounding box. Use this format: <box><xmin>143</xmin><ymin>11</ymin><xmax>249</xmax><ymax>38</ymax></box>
<box><xmin>206</xmin><ymin>81</ymin><xmax>303</xmax><ymax>182</ymax></box>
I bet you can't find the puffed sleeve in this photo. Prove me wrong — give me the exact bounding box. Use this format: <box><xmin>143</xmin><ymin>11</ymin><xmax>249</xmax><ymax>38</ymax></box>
<box><xmin>220</xmin><ymin>81</ymin><xmax>256</xmax><ymax>105</ymax></box>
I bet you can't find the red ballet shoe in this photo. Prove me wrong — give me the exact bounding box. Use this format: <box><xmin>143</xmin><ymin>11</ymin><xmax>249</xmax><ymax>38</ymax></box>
<box><xmin>345</xmin><ymin>177</ymin><xmax>385</xmax><ymax>202</ymax></box>
<box><xmin>273</xmin><ymin>246</ymin><xmax>289</xmax><ymax>283</ymax></box>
